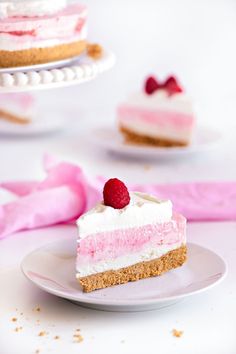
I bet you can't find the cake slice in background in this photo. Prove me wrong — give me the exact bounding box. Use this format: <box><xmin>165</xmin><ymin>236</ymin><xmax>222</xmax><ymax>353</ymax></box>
<box><xmin>0</xmin><ymin>93</ymin><xmax>35</xmax><ymax>124</ymax></box>
<box><xmin>118</xmin><ymin>75</ymin><xmax>195</xmax><ymax>147</ymax></box>
<box><xmin>76</xmin><ymin>178</ymin><xmax>187</xmax><ymax>292</ymax></box>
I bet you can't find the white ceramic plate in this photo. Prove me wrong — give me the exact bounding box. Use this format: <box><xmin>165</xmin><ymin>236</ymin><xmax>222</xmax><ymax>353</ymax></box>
<box><xmin>0</xmin><ymin>110</ymin><xmax>66</xmax><ymax>136</ymax></box>
<box><xmin>21</xmin><ymin>239</ymin><xmax>227</xmax><ymax>312</ymax></box>
<box><xmin>92</xmin><ymin>126</ymin><xmax>222</xmax><ymax>159</ymax></box>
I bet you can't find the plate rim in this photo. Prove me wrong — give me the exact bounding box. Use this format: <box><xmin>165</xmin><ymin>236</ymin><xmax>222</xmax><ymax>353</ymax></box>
<box><xmin>0</xmin><ymin>109</ymin><xmax>66</xmax><ymax>136</ymax></box>
<box><xmin>91</xmin><ymin>125</ymin><xmax>223</xmax><ymax>157</ymax></box>
<box><xmin>21</xmin><ymin>240</ymin><xmax>227</xmax><ymax>307</ymax></box>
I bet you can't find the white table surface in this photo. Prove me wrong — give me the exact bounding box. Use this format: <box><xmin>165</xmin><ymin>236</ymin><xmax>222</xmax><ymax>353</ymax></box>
<box><xmin>0</xmin><ymin>112</ymin><xmax>236</xmax><ymax>354</ymax></box>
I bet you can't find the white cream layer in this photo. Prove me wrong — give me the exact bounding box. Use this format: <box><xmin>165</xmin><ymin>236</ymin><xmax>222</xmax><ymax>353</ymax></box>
<box><xmin>0</xmin><ymin>26</ymin><xmax>87</xmax><ymax>51</ymax></box>
<box><xmin>126</xmin><ymin>90</ymin><xmax>194</xmax><ymax>115</ymax></box>
<box><xmin>0</xmin><ymin>0</ymin><xmax>67</xmax><ymax>18</ymax></box>
<box><xmin>76</xmin><ymin>241</ymin><xmax>184</xmax><ymax>277</ymax></box>
<box><xmin>120</xmin><ymin>119</ymin><xmax>193</xmax><ymax>143</ymax></box>
<box><xmin>77</xmin><ymin>192</ymin><xmax>172</xmax><ymax>239</ymax></box>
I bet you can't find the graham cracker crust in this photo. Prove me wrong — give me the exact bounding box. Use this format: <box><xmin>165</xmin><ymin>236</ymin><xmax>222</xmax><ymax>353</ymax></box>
<box><xmin>78</xmin><ymin>245</ymin><xmax>187</xmax><ymax>292</ymax></box>
<box><xmin>120</xmin><ymin>126</ymin><xmax>188</xmax><ymax>147</ymax></box>
<box><xmin>0</xmin><ymin>109</ymin><xmax>30</xmax><ymax>125</ymax></box>
<box><xmin>0</xmin><ymin>40</ymin><xmax>87</xmax><ymax>68</ymax></box>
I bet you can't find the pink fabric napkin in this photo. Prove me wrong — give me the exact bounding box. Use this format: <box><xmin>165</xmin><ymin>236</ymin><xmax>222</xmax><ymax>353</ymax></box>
<box><xmin>0</xmin><ymin>157</ymin><xmax>235</xmax><ymax>239</ymax></box>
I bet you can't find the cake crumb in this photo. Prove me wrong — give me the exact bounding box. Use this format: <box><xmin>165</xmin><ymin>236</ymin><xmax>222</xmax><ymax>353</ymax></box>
<box><xmin>35</xmin><ymin>350</ymin><xmax>40</xmax><ymax>354</ymax></box>
<box><xmin>73</xmin><ymin>334</ymin><xmax>84</xmax><ymax>343</ymax></box>
<box><xmin>54</xmin><ymin>336</ymin><xmax>60</xmax><ymax>340</ymax></box>
<box><xmin>172</xmin><ymin>329</ymin><xmax>183</xmax><ymax>338</ymax></box>
<box><xmin>87</xmin><ymin>43</ymin><xmax>103</xmax><ymax>59</ymax></box>
<box><xmin>20</xmin><ymin>312</ymin><xmax>23</xmax><ymax>316</ymax></box>
<box><xmin>11</xmin><ymin>317</ymin><xmax>17</xmax><ymax>322</ymax></box>
<box><xmin>14</xmin><ymin>327</ymin><xmax>23</xmax><ymax>332</ymax></box>
<box><xmin>38</xmin><ymin>331</ymin><xmax>48</xmax><ymax>337</ymax></box>
<box><xmin>33</xmin><ymin>306</ymin><xmax>41</xmax><ymax>312</ymax></box>
<box><xmin>144</xmin><ymin>165</ymin><xmax>152</xmax><ymax>171</ymax></box>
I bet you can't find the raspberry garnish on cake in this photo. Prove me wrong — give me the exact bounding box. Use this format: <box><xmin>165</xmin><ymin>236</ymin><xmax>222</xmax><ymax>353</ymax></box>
<box><xmin>0</xmin><ymin>0</ymin><xmax>87</xmax><ymax>68</ymax></box>
<box><xmin>76</xmin><ymin>179</ymin><xmax>187</xmax><ymax>292</ymax></box>
<box><xmin>118</xmin><ymin>75</ymin><xmax>195</xmax><ymax>147</ymax></box>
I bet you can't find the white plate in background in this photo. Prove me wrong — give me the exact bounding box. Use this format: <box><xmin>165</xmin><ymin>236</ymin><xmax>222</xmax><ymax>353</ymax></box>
<box><xmin>91</xmin><ymin>126</ymin><xmax>222</xmax><ymax>159</ymax></box>
<box><xmin>0</xmin><ymin>110</ymin><xmax>66</xmax><ymax>136</ymax></box>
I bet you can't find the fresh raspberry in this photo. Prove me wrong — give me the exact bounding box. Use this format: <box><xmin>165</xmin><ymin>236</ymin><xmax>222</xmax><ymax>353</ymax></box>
<box><xmin>103</xmin><ymin>178</ymin><xmax>130</xmax><ymax>209</ymax></box>
<box><xmin>164</xmin><ymin>76</ymin><xmax>183</xmax><ymax>95</ymax></box>
<box><xmin>145</xmin><ymin>76</ymin><xmax>160</xmax><ymax>95</ymax></box>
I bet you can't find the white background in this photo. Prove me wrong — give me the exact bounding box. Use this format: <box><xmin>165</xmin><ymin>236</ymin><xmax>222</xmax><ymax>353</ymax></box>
<box><xmin>37</xmin><ymin>0</ymin><xmax>236</xmax><ymax>130</ymax></box>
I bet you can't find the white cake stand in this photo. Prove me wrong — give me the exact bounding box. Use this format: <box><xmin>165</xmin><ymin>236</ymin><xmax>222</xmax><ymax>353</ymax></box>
<box><xmin>0</xmin><ymin>49</ymin><xmax>115</xmax><ymax>93</ymax></box>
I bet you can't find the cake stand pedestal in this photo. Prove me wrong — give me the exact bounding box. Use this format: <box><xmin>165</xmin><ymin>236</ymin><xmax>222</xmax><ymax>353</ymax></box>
<box><xmin>0</xmin><ymin>50</ymin><xmax>115</xmax><ymax>93</ymax></box>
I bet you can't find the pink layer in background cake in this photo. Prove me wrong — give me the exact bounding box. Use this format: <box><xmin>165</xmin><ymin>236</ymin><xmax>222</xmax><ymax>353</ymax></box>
<box><xmin>118</xmin><ymin>75</ymin><xmax>195</xmax><ymax>147</ymax></box>
<box><xmin>76</xmin><ymin>179</ymin><xmax>187</xmax><ymax>292</ymax></box>
<box><xmin>0</xmin><ymin>1</ymin><xmax>87</xmax><ymax>67</ymax></box>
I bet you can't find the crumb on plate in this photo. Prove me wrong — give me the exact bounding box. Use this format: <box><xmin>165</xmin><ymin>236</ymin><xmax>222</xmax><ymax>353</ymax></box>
<box><xmin>34</xmin><ymin>306</ymin><xmax>41</xmax><ymax>312</ymax></box>
<box><xmin>73</xmin><ymin>333</ymin><xmax>84</xmax><ymax>343</ymax></box>
<box><xmin>38</xmin><ymin>331</ymin><xmax>48</xmax><ymax>337</ymax></box>
<box><xmin>14</xmin><ymin>327</ymin><xmax>23</xmax><ymax>332</ymax></box>
<box><xmin>172</xmin><ymin>329</ymin><xmax>183</xmax><ymax>338</ymax></box>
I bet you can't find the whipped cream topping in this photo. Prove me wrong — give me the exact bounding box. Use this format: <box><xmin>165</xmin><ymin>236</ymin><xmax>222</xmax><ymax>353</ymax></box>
<box><xmin>0</xmin><ymin>0</ymin><xmax>67</xmax><ymax>18</ymax></box>
<box><xmin>126</xmin><ymin>90</ymin><xmax>193</xmax><ymax>115</ymax></box>
<box><xmin>77</xmin><ymin>192</ymin><xmax>173</xmax><ymax>239</ymax></box>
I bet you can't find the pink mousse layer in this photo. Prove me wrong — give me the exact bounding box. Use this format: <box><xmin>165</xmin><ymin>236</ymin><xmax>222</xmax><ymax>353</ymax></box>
<box><xmin>118</xmin><ymin>105</ymin><xmax>194</xmax><ymax>129</ymax></box>
<box><xmin>0</xmin><ymin>4</ymin><xmax>87</xmax><ymax>40</ymax></box>
<box><xmin>77</xmin><ymin>213</ymin><xmax>186</xmax><ymax>265</ymax></box>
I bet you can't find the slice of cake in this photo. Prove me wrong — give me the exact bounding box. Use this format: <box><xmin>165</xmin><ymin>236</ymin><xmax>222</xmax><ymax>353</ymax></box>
<box><xmin>0</xmin><ymin>93</ymin><xmax>34</xmax><ymax>124</ymax></box>
<box><xmin>0</xmin><ymin>1</ymin><xmax>87</xmax><ymax>68</ymax></box>
<box><xmin>76</xmin><ymin>178</ymin><xmax>187</xmax><ymax>292</ymax></box>
<box><xmin>118</xmin><ymin>75</ymin><xmax>195</xmax><ymax>147</ymax></box>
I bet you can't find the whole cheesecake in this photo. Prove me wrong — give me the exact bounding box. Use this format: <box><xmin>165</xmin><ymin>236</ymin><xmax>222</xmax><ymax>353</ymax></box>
<box><xmin>0</xmin><ymin>0</ymin><xmax>87</xmax><ymax>68</ymax></box>
<box><xmin>76</xmin><ymin>178</ymin><xmax>187</xmax><ymax>292</ymax></box>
